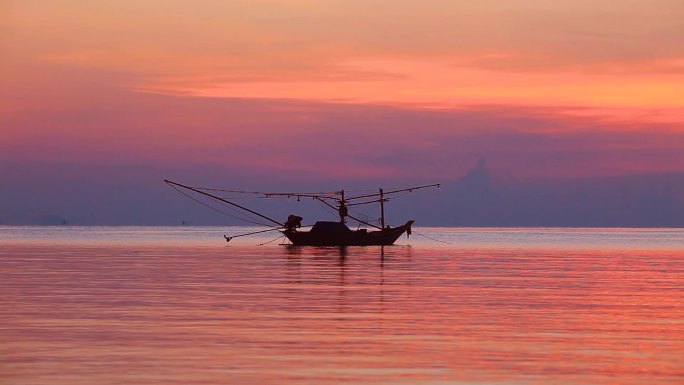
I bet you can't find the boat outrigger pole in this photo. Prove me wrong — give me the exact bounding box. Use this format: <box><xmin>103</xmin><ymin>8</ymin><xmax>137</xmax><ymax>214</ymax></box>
<box><xmin>223</xmin><ymin>226</ymin><xmax>284</xmax><ymax>243</ymax></box>
<box><xmin>164</xmin><ymin>179</ymin><xmax>284</xmax><ymax>227</ymax></box>
<box><xmin>344</xmin><ymin>183</ymin><xmax>441</xmax><ymax>201</ymax></box>
<box><xmin>342</xmin><ymin>183</ymin><xmax>441</xmax><ymax>229</ymax></box>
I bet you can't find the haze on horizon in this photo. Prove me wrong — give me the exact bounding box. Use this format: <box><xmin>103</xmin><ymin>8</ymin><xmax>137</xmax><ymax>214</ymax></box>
<box><xmin>1</xmin><ymin>1</ymin><xmax>683</xmax><ymax>226</ymax></box>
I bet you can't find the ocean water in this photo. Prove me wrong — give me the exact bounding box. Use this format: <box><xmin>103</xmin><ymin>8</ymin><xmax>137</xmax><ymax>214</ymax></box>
<box><xmin>1</xmin><ymin>226</ymin><xmax>683</xmax><ymax>385</ymax></box>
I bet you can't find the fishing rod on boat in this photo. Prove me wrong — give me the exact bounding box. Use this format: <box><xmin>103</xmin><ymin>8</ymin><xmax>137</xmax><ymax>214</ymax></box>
<box><xmin>223</xmin><ymin>226</ymin><xmax>284</xmax><ymax>243</ymax></box>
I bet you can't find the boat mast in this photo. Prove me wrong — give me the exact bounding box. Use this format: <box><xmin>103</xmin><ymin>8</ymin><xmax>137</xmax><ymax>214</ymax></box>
<box><xmin>379</xmin><ymin>188</ymin><xmax>385</xmax><ymax>228</ymax></box>
<box><xmin>341</xmin><ymin>189</ymin><xmax>345</xmax><ymax>224</ymax></box>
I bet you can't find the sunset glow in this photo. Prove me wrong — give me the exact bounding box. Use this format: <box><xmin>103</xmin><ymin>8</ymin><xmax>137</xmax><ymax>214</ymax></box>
<box><xmin>1</xmin><ymin>1</ymin><xmax>684</xmax><ymax>225</ymax></box>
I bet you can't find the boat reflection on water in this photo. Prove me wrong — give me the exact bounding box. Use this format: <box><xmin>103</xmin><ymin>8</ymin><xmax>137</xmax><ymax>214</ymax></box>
<box><xmin>284</xmin><ymin>244</ymin><xmax>351</xmax><ymax>258</ymax></box>
<box><xmin>279</xmin><ymin>245</ymin><xmax>417</xmax><ymax>313</ymax></box>
<box><xmin>283</xmin><ymin>244</ymin><xmax>413</xmax><ymax>263</ymax></box>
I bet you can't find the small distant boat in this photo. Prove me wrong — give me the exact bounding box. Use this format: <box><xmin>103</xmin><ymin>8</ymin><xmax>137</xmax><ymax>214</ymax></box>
<box><xmin>164</xmin><ymin>180</ymin><xmax>438</xmax><ymax>246</ymax></box>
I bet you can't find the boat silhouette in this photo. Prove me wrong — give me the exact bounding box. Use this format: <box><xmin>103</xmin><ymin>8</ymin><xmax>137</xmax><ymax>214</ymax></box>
<box><xmin>165</xmin><ymin>180</ymin><xmax>438</xmax><ymax>246</ymax></box>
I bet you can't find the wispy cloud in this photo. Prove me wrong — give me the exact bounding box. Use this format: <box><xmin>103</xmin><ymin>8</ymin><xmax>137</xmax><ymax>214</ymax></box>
<box><xmin>2</xmin><ymin>1</ymin><xmax>683</xmax><ymax>181</ymax></box>
<box><xmin>4</xmin><ymin>1</ymin><xmax>682</xmax><ymax>111</ymax></box>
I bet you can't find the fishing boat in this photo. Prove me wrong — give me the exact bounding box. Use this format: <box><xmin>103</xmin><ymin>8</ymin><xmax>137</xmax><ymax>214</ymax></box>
<box><xmin>282</xmin><ymin>220</ymin><xmax>414</xmax><ymax>246</ymax></box>
<box><xmin>164</xmin><ymin>180</ymin><xmax>439</xmax><ymax>246</ymax></box>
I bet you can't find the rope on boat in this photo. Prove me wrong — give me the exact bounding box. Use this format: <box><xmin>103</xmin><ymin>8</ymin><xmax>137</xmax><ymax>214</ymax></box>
<box><xmin>168</xmin><ymin>183</ymin><xmax>271</xmax><ymax>226</ymax></box>
<box><xmin>191</xmin><ymin>187</ymin><xmax>341</xmax><ymax>197</ymax></box>
<box><xmin>412</xmin><ymin>230</ymin><xmax>456</xmax><ymax>245</ymax></box>
<box><xmin>348</xmin><ymin>206</ymin><xmax>379</xmax><ymax>227</ymax></box>
<box><xmin>257</xmin><ymin>235</ymin><xmax>286</xmax><ymax>246</ymax></box>
<box><xmin>166</xmin><ymin>180</ymin><xmax>284</xmax><ymax>226</ymax></box>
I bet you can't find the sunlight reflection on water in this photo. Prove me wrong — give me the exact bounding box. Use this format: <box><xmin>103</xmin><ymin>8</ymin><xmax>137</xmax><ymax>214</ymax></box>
<box><xmin>1</xmin><ymin>227</ymin><xmax>683</xmax><ymax>384</ymax></box>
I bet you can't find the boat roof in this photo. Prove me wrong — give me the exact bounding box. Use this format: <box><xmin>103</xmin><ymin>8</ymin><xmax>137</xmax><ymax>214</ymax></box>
<box><xmin>310</xmin><ymin>221</ymin><xmax>352</xmax><ymax>233</ymax></box>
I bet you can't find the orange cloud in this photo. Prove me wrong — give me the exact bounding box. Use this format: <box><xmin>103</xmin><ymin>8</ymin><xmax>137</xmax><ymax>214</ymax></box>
<box><xmin>130</xmin><ymin>57</ymin><xmax>684</xmax><ymax>119</ymax></box>
<box><xmin>2</xmin><ymin>0</ymin><xmax>684</xmax><ymax>181</ymax></box>
<box><xmin>4</xmin><ymin>1</ymin><xmax>682</xmax><ymax>118</ymax></box>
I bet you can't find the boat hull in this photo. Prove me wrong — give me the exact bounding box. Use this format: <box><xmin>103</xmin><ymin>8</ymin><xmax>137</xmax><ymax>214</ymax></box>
<box><xmin>282</xmin><ymin>220</ymin><xmax>414</xmax><ymax>246</ymax></box>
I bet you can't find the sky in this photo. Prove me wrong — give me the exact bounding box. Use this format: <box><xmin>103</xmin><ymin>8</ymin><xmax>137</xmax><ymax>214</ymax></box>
<box><xmin>1</xmin><ymin>0</ymin><xmax>683</xmax><ymax>225</ymax></box>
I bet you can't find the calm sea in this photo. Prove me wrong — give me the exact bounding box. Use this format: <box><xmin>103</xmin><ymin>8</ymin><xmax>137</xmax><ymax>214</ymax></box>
<box><xmin>1</xmin><ymin>226</ymin><xmax>683</xmax><ymax>385</ymax></box>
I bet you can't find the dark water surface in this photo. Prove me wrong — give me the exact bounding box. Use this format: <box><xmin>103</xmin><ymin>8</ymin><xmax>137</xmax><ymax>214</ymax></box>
<box><xmin>1</xmin><ymin>227</ymin><xmax>683</xmax><ymax>384</ymax></box>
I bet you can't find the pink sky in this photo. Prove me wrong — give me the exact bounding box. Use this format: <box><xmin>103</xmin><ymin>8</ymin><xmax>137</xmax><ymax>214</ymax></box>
<box><xmin>1</xmin><ymin>0</ymin><xmax>684</xmax><ymax>182</ymax></box>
